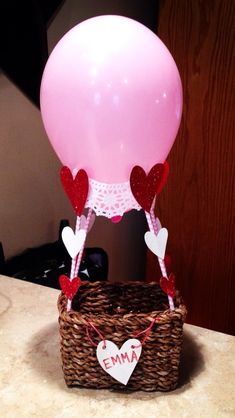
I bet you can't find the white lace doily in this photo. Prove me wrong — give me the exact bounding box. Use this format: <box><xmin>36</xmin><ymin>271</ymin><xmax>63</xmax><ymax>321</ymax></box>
<box><xmin>85</xmin><ymin>178</ymin><xmax>141</xmax><ymax>218</ymax></box>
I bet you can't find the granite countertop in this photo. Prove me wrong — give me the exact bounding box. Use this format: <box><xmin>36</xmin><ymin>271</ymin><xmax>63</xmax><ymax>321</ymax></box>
<box><xmin>0</xmin><ymin>275</ymin><xmax>234</xmax><ymax>418</ymax></box>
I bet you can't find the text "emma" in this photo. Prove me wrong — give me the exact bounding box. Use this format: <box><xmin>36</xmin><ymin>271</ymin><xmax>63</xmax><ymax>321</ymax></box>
<box><xmin>103</xmin><ymin>350</ymin><xmax>138</xmax><ymax>370</ymax></box>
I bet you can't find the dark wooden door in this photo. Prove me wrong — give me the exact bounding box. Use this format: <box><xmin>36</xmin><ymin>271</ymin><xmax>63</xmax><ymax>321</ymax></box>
<box><xmin>146</xmin><ymin>0</ymin><xmax>235</xmax><ymax>334</ymax></box>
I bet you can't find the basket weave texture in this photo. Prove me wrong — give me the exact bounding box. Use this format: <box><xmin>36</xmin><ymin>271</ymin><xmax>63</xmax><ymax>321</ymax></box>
<box><xmin>58</xmin><ymin>281</ymin><xmax>187</xmax><ymax>392</ymax></box>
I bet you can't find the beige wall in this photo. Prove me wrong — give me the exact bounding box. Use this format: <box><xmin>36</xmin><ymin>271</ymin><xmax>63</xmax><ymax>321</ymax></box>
<box><xmin>0</xmin><ymin>73</ymin><xmax>75</xmax><ymax>258</ymax></box>
<box><xmin>0</xmin><ymin>0</ymin><xmax>147</xmax><ymax>280</ymax></box>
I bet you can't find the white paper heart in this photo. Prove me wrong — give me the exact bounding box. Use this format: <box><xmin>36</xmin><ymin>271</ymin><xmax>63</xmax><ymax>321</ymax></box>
<box><xmin>96</xmin><ymin>339</ymin><xmax>142</xmax><ymax>385</ymax></box>
<box><xmin>144</xmin><ymin>227</ymin><xmax>168</xmax><ymax>259</ymax></box>
<box><xmin>80</xmin><ymin>213</ymin><xmax>96</xmax><ymax>232</ymax></box>
<box><xmin>61</xmin><ymin>226</ymin><xmax>86</xmax><ymax>259</ymax></box>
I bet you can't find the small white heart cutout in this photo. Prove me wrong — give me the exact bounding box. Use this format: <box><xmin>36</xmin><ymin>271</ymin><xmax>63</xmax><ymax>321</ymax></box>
<box><xmin>62</xmin><ymin>226</ymin><xmax>86</xmax><ymax>259</ymax></box>
<box><xmin>144</xmin><ymin>227</ymin><xmax>168</xmax><ymax>259</ymax></box>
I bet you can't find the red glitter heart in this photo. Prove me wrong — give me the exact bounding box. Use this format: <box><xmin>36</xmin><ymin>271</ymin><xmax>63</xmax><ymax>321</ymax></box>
<box><xmin>60</xmin><ymin>166</ymin><xmax>89</xmax><ymax>216</ymax></box>
<box><xmin>130</xmin><ymin>162</ymin><xmax>169</xmax><ymax>212</ymax></box>
<box><xmin>160</xmin><ymin>273</ymin><xmax>175</xmax><ymax>298</ymax></box>
<box><xmin>59</xmin><ymin>275</ymin><xmax>81</xmax><ymax>300</ymax></box>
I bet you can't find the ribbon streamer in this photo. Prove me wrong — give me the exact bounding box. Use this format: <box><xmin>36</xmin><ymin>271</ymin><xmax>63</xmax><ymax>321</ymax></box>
<box><xmin>67</xmin><ymin>207</ymin><xmax>94</xmax><ymax>311</ymax></box>
<box><xmin>145</xmin><ymin>208</ymin><xmax>174</xmax><ymax>310</ymax></box>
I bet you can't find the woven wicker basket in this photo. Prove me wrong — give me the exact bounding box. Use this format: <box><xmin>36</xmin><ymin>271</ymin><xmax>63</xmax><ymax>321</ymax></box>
<box><xmin>58</xmin><ymin>280</ymin><xmax>187</xmax><ymax>392</ymax></box>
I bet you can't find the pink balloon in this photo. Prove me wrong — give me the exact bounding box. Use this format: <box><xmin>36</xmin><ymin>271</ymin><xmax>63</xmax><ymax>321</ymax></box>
<box><xmin>40</xmin><ymin>15</ymin><xmax>182</xmax><ymax>183</ymax></box>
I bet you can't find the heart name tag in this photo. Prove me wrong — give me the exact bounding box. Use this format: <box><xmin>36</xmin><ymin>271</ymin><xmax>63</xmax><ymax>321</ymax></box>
<box><xmin>96</xmin><ymin>339</ymin><xmax>142</xmax><ymax>385</ymax></box>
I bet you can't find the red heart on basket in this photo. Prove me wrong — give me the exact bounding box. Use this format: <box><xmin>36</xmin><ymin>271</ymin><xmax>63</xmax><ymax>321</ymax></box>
<box><xmin>130</xmin><ymin>162</ymin><xmax>169</xmax><ymax>212</ymax></box>
<box><xmin>60</xmin><ymin>166</ymin><xmax>89</xmax><ymax>216</ymax></box>
<box><xmin>59</xmin><ymin>275</ymin><xmax>81</xmax><ymax>300</ymax></box>
<box><xmin>160</xmin><ymin>273</ymin><xmax>175</xmax><ymax>298</ymax></box>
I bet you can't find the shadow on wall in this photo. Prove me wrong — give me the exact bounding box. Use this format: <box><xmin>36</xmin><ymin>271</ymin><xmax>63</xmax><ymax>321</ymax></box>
<box><xmin>47</xmin><ymin>0</ymin><xmax>158</xmax><ymax>53</ymax></box>
<box><xmin>0</xmin><ymin>74</ymin><xmax>75</xmax><ymax>259</ymax></box>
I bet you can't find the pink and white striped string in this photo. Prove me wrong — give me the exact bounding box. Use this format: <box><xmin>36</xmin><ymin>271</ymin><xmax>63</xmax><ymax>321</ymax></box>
<box><xmin>67</xmin><ymin>215</ymin><xmax>81</xmax><ymax>310</ymax></box>
<box><xmin>145</xmin><ymin>208</ymin><xmax>174</xmax><ymax>310</ymax></box>
<box><xmin>69</xmin><ymin>216</ymin><xmax>81</xmax><ymax>279</ymax></box>
<box><xmin>67</xmin><ymin>208</ymin><xmax>93</xmax><ymax>311</ymax></box>
<box><xmin>74</xmin><ymin>207</ymin><xmax>93</xmax><ymax>277</ymax></box>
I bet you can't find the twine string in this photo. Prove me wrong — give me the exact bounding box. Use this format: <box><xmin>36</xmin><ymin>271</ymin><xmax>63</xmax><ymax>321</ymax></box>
<box><xmin>86</xmin><ymin>321</ymin><xmax>106</xmax><ymax>349</ymax></box>
<box><xmin>132</xmin><ymin>317</ymin><xmax>159</xmax><ymax>348</ymax></box>
<box><xmin>86</xmin><ymin>318</ymin><xmax>158</xmax><ymax>349</ymax></box>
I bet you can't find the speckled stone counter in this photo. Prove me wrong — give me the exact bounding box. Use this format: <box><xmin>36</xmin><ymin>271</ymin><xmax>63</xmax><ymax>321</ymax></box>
<box><xmin>0</xmin><ymin>275</ymin><xmax>234</xmax><ymax>418</ymax></box>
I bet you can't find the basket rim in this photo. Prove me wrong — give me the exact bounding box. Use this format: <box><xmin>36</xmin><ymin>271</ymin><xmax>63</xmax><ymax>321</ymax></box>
<box><xmin>57</xmin><ymin>280</ymin><xmax>187</xmax><ymax>326</ymax></box>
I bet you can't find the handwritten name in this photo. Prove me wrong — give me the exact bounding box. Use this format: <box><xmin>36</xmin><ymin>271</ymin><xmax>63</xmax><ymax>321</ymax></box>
<box><xmin>103</xmin><ymin>349</ymin><xmax>138</xmax><ymax>370</ymax></box>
